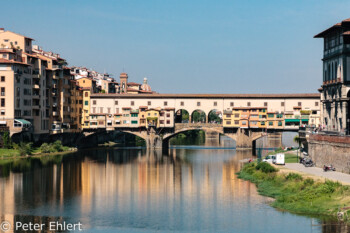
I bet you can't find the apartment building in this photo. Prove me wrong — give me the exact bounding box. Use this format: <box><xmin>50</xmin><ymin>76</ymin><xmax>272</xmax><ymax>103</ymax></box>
<box><xmin>0</xmin><ymin>28</ymin><xmax>50</xmax><ymax>134</ymax></box>
<box><xmin>315</xmin><ymin>18</ymin><xmax>350</xmax><ymax>133</ymax></box>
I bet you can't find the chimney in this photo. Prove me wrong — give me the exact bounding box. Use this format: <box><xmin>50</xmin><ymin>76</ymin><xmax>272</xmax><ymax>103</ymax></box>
<box><xmin>0</xmin><ymin>28</ymin><xmax>4</xmax><ymax>33</ymax></box>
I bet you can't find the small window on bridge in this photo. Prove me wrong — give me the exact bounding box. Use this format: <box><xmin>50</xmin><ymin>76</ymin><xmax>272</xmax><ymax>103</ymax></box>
<box><xmin>93</xmin><ymin>100</ymin><xmax>96</xmax><ymax>105</ymax></box>
<box><xmin>115</xmin><ymin>101</ymin><xmax>118</xmax><ymax>105</ymax></box>
<box><xmin>247</xmin><ymin>102</ymin><xmax>251</xmax><ymax>107</ymax></box>
<box><xmin>148</xmin><ymin>101</ymin><xmax>151</xmax><ymax>106</ymax></box>
<box><xmin>164</xmin><ymin>101</ymin><xmax>168</xmax><ymax>106</ymax></box>
<box><xmin>298</xmin><ymin>102</ymin><xmax>302</xmax><ymax>107</ymax></box>
<box><xmin>315</xmin><ymin>102</ymin><xmax>319</xmax><ymax>106</ymax></box>
<box><xmin>213</xmin><ymin>101</ymin><xmax>217</xmax><ymax>106</ymax></box>
<box><xmin>264</xmin><ymin>102</ymin><xmax>267</xmax><ymax>107</ymax></box>
<box><xmin>281</xmin><ymin>102</ymin><xmax>284</xmax><ymax>107</ymax></box>
<box><xmin>180</xmin><ymin>101</ymin><xmax>184</xmax><ymax>106</ymax></box>
<box><xmin>197</xmin><ymin>102</ymin><xmax>201</xmax><ymax>106</ymax></box>
<box><xmin>131</xmin><ymin>101</ymin><xmax>134</xmax><ymax>106</ymax></box>
<box><xmin>230</xmin><ymin>102</ymin><xmax>234</xmax><ymax>107</ymax></box>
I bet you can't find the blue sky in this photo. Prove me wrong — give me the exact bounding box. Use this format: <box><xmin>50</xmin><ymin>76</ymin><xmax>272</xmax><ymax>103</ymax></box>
<box><xmin>2</xmin><ymin>0</ymin><xmax>350</xmax><ymax>94</ymax></box>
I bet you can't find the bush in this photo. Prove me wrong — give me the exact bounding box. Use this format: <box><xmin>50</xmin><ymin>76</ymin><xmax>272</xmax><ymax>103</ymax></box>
<box><xmin>256</xmin><ymin>162</ymin><xmax>278</xmax><ymax>173</ymax></box>
<box><xmin>40</xmin><ymin>143</ymin><xmax>54</xmax><ymax>153</ymax></box>
<box><xmin>13</xmin><ymin>142</ymin><xmax>33</xmax><ymax>156</ymax></box>
<box><xmin>53</xmin><ymin>140</ymin><xmax>64</xmax><ymax>152</ymax></box>
<box><xmin>285</xmin><ymin>173</ymin><xmax>303</xmax><ymax>181</ymax></box>
<box><xmin>303</xmin><ymin>178</ymin><xmax>314</xmax><ymax>186</ymax></box>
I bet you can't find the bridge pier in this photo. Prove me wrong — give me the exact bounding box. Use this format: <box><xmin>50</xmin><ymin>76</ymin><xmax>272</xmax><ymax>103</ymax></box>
<box><xmin>145</xmin><ymin>128</ymin><xmax>163</xmax><ymax>149</ymax></box>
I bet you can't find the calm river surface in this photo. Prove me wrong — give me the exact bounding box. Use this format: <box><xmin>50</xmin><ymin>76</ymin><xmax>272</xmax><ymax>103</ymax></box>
<box><xmin>0</xmin><ymin>134</ymin><xmax>347</xmax><ymax>232</ymax></box>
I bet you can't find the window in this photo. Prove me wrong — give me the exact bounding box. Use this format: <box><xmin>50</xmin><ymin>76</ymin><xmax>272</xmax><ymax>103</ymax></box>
<box><xmin>1</xmin><ymin>110</ymin><xmax>4</xmax><ymax>116</ymax></box>
<box><xmin>131</xmin><ymin>113</ymin><xmax>138</xmax><ymax>117</ymax></box>
<box><xmin>214</xmin><ymin>101</ymin><xmax>217</xmax><ymax>106</ymax></box>
<box><xmin>1</xmin><ymin>87</ymin><xmax>4</xmax><ymax>96</ymax></box>
<box><xmin>166</xmin><ymin>120</ymin><xmax>170</xmax><ymax>124</ymax></box>
<box><xmin>84</xmin><ymin>101</ymin><xmax>88</xmax><ymax>106</ymax></box>
<box><xmin>235</xmin><ymin>114</ymin><xmax>239</xmax><ymax>118</ymax></box>
<box><xmin>1</xmin><ymin>98</ymin><xmax>5</xmax><ymax>107</ymax></box>
<box><xmin>281</xmin><ymin>102</ymin><xmax>284</xmax><ymax>107</ymax></box>
<box><xmin>93</xmin><ymin>100</ymin><xmax>96</xmax><ymax>105</ymax></box>
<box><xmin>166</xmin><ymin>113</ymin><xmax>170</xmax><ymax>117</ymax></box>
<box><xmin>131</xmin><ymin>101</ymin><xmax>134</xmax><ymax>106</ymax></box>
<box><xmin>164</xmin><ymin>101</ymin><xmax>167</xmax><ymax>106</ymax></box>
<box><xmin>278</xmin><ymin>121</ymin><xmax>283</xmax><ymax>126</ymax></box>
<box><xmin>226</xmin><ymin>121</ymin><xmax>231</xmax><ymax>125</ymax></box>
<box><xmin>0</xmin><ymin>76</ymin><xmax>4</xmax><ymax>82</ymax></box>
<box><xmin>160</xmin><ymin>120</ymin><xmax>164</xmax><ymax>124</ymax></box>
<box><xmin>131</xmin><ymin>120</ymin><xmax>138</xmax><ymax>124</ymax></box>
<box><xmin>180</xmin><ymin>101</ymin><xmax>184</xmax><ymax>106</ymax></box>
<box><xmin>315</xmin><ymin>102</ymin><xmax>319</xmax><ymax>107</ymax></box>
<box><xmin>261</xmin><ymin>121</ymin><xmax>265</xmax><ymax>126</ymax></box>
<box><xmin>115</xmin><ymin>101</ymin><xmax>118</xmax><ymax>105</ymax></box>
<box><xmin>92</xmin><ymin>107</ymin><xmax>96</xmax><ymax>113</ymax></box>
<box><xmin>269</xmin><ymin>121</ymin><xmax>273</xmax><ymax>126</ymax></box>
<box><xmin>234</xmin><ymin>120</ymin><xmax>239</xmax><ymax>124</ymax></box>
<box><xmin>298</xmin><ymin>102</ymin><xmax>302</xmax><ymax>107</ymax></box>
<box><xmin>100</xmin><ymin>107</ymin><xmax>103</xmax><ymax>113</ymax></box>
<box><xmin>148</xmin><ymin>101</ymin><xmax>151</xmax><ymax>106</ymax></box>
<box><xmin>247</xmin><ymin>102</ymin><xmax>251</xmax><ymax>107</ymax></box>
<box><xmin>108</xmin><ymin>108</ymin><xmax>111</xmax><ymax>114</ymax></box>
<box><xmin>268</xmin><ymin>113</ymin><xmax>274</xmax><ymax>118</ymax></box>
<box><xmin>230</xmin><ymin>102</ymin><xmax>234</xmax><ymax>107</ymax></box>
<box><xmin>85</xmin><ymin>92</ymin><xmax>88</xmax><ymax>97</ymax></box>
<box><xmin>197</xmin><ymin>102</ymin><xmax>201</xmax><ymax>106</ymax></box>
<box><xmin>264</xmin><ymin>102</ymin><xmax>267</xmax><ymax>107</ymax></box>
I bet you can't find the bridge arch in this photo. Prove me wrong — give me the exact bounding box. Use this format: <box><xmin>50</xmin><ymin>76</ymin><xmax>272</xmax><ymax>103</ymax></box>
<box><xmin>79</xmin><ymin>129</ymin><xmax>148</xmax><ymax>148</ymax></box>
<box><xmin>191</xmin><ymin>109</ymin><xmax>206</xmax><ymax>123</ymax></box>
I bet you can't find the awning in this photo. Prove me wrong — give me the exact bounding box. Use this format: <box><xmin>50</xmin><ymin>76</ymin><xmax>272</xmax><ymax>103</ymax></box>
<box><xmin>115</xmin><ymin>120</ymin><xmax>120</xmax><ymax>123</ymax></box>
<box><xmin>107</xmin><ymin>120</ymin><xmax>112</xmax><ymax>123</ymax></box>
<box><xmin>15</xmin><ymin>119</ymin><xmax>32</xmax><ymax>125</ymax></box>
<box><xmin>0</xmin><ymin>121</ymin><xmax>6</xmax><ymax>125</ymax></box>
<box><xmin>301</xmin><ymin>119</ymin><xmax>309</xmax><ymax>122</ymax></box>
<box><xmin>285</xmin><ymin>119</ymin><xmax>300</xmax><ymax>123</ymax></box>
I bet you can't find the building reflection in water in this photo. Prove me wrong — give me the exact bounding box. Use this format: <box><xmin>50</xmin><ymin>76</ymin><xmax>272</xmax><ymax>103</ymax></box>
<box><xmin>0</xmin><ymin>136</ymin><xmax>348</xmax><ymax>233</ymax></box>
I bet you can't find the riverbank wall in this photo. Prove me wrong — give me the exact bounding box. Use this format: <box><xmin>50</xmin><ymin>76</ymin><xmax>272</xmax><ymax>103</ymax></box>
<box><xmin>308</xmin><ymin>134</ymin><xmax>350</xmax><ymax>174</ymax></box>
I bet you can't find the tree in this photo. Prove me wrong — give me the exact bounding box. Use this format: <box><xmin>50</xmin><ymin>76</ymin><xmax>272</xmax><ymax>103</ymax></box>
<box><xmin>2</xmin><ymin>132</ymin><xmax>12</xmax><ymax>149</ymax></box>
<box><xmin>293</xmin><ymin>135</ymin><xmax>300</xmax><ymax>144</ymax></box>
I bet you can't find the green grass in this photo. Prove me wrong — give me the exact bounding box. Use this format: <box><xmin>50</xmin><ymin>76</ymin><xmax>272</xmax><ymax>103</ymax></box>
<box><xmin>0</xmin><ymin>148</ymin><xmax>20</xmax><ymax>158</ymax></box>
<box><xmin>238</xmin><ymin>162</ymin><xmax>350</xmax><ymax>220</ymax></box>
<box><xmin>285</xmin><ymin>153</ymin><xmax>298</xmax><ymax>163</ymax></box>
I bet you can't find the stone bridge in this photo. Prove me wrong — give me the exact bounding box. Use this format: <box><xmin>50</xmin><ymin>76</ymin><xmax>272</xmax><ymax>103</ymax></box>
<box><xmin>81</xmin><ymin>123</ymin><xmax>280</xmax><ymax>149</ymax></box>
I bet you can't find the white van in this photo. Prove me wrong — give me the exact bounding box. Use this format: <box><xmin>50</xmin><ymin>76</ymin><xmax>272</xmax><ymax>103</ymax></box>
<box><xmin>275</xmin><ymin>153</ymin><xmax>285</xmax><ymax>165</ymax></box>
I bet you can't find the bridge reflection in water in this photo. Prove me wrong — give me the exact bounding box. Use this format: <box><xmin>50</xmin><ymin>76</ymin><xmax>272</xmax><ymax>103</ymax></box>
<box><xmin>0</xmin><ymin>138</ymin><xmax>344</xmax><ymax>233</ymax></box>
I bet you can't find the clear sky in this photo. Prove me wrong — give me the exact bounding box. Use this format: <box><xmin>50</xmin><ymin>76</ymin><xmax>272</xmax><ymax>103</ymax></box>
<box><xmin>2</xmin><ymin>0</ymin><xmax>350</xmax><ymax>94</ymax></box>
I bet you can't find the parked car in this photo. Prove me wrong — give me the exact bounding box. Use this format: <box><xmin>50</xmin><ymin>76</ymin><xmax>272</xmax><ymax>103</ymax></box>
<box><xmin>263</xmin><ymin>155</ymin><xmax>276</xmax><ymax>164</ymax></box>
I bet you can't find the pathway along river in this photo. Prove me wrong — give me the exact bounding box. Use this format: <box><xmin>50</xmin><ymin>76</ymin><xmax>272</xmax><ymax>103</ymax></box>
<box><xmin>0</xmin><ymin>133</ymin><xmax>347</xmax><ymax>233</ymax></box>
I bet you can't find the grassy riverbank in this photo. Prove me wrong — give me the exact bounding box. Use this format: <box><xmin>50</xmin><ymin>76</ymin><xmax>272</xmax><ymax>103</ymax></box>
<box><xmin>238</xmin><ymin>162</ymin><xmax>350</xmax><ymax>220</ymax></box>
<box><xmin>0</xmin><ymin>140</ymin><xmax>76</xmax><ymax>160</ymax></box>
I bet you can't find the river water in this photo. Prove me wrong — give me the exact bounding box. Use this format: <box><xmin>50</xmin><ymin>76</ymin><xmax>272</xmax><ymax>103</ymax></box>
<box><xmin>0</xmin><ymin>134</ymin><xmax>348</xmax><ymax>233</ymax></box>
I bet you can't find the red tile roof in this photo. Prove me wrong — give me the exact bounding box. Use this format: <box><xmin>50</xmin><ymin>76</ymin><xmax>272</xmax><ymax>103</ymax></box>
<box><xmin>90</xmin><ymin>93</ymin><xmax>320</xmax><ymax>99</ymax></box>
<box><xmin>0</xmin><ymin>58</ymin><xmax>30</xmax><ymax>66</ymax></box>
